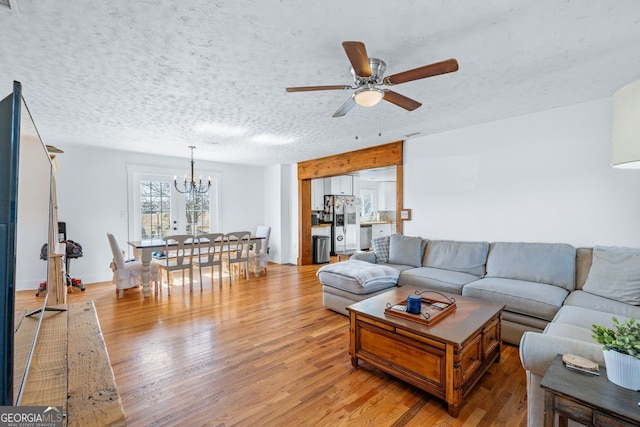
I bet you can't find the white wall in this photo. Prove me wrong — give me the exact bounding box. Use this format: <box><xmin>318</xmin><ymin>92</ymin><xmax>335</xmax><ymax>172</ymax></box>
<box><xmin>403</xmin><ymin>97</ymin><xmax>640</xmax><ymax>248</ymax></box>
<box><xmin>263</xmin><ymin>164</ymin><xmax>296</xmax><ymax>265</ymax></box>
<box><xmin>288</xmin><ymin>165</ymin><xmax>298</xmax><ymax>265</ymax></box>
<box><xmin>53</xmin><ymin>145</ymin><xmax>265</xmax><ymax>285</ymax></box>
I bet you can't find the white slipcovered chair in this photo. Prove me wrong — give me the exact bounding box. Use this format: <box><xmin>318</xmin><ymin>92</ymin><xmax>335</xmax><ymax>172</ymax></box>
<box><xmin>249</xmin><ymin>225</ymin><xmax>271</xmax><ymax>275</ymax></box>
<box><xmin>107</xmin><ymin>233</ymin><xmax>159</xmax><ymax>298</ymax></box>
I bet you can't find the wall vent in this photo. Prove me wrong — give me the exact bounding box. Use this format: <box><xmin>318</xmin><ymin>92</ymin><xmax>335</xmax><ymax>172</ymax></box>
<box><xmin>404</xmin><ymin>132</ymin><xmax>422</xmax><ymax>139</ymax></box>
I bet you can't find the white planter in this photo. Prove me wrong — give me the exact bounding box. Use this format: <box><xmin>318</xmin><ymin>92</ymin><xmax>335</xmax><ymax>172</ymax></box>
<box><xmin>603</xmin><ymin>349</ymin><xmax>640</xmax><ymax>391</ymax></box>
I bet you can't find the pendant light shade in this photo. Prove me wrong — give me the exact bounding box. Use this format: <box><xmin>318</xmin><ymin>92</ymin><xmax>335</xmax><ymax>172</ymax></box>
<box><xmin>354</xmin><ymin>88</ymin><xmax>383</xmax><ymax>107</ymax></box>
<box><xmin>612</xmin><ymin>80</ymin><xmax>640</xmax><ymax>169</ymax></box>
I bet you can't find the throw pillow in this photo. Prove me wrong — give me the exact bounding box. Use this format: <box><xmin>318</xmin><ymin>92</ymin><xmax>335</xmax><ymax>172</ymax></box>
<box><xmin>371</xmin><ymin>235</ymin><xmax>390</xmax><ymax>263</ymax></box>
<box><xmin>582</xmin><ymin>245</ymin><xmax>640</xmax><ymax>305</ymax></box>
<box><xmin>389</xmin><ymin>234</ymin><xmax>426</xmax><ymax>268</ymax></box>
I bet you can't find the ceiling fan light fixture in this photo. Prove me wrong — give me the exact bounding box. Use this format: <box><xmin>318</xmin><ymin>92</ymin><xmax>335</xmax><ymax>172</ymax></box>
<box><xmin>354</xmin><ymin>88</ymin><xmax>383</xmax><ymax>107</ymax></box>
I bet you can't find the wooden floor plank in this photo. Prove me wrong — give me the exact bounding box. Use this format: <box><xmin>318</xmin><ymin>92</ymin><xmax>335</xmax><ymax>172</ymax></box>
<box><xmin>16</xmin><ymin>261</ymin><xmax>528</xmax><ymax>426</ymax></box>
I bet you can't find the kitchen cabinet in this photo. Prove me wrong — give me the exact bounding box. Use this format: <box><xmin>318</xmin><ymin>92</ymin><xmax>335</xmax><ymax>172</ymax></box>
<box><xmin>377</xmin><ymin>181</ymin><xmax>396</xmax><ymax>211</ymax></box>
<box><xmin>328</xmin><ymin>175</ymin><xmax>353</xmax><ymax>195</ymax></box>
<box><xmin>372</xmin><ymin>223</ymin><xmax>392</xmax><ymax>239</ymax></box>
<box><xmin>352</xmin><ymin>175</ymin><xmax>360</xmax><ymax>200</ymax></box>
<box><xmin>311</xmin><ymin>178</ymin><xmax>325</xmax><ymax>210</ymax></box>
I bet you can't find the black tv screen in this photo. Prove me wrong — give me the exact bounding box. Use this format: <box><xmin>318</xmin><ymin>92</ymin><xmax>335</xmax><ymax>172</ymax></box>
<box><xmin>0</xmin><ymin>81</ymin><xmax>53</xmax><ymax>405</ymax></box>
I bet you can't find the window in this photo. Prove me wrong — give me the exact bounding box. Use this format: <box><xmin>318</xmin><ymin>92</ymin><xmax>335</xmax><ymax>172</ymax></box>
<box><xmin>140</xmin><ymin>180</ymin><xmax>171</xmax><ymax>239</ymax></box>
<box><xmin>185</xmin><ymin>191</ymin><xmax>210</xmax><ymax>235</ymax></box>
<box><xmin>360</xmin><ymin>189</ymin><xmax>376</xmax><ymax>218</ymax></box>
<box><xmin>128</xmin><ymin>165</ymin><xmax>220</xmax><ymax>241</ymax></box>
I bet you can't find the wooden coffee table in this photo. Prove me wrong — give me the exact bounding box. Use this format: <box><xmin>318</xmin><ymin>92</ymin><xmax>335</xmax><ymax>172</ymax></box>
<box><xmin>347</xmin><ymin>288</ymin><xmax>504</xmax><ymax>417</ymax></box>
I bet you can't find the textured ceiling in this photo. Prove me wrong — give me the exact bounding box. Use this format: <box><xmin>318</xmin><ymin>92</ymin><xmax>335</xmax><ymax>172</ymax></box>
<box><xmin>1</xmin><ymin>1</ymin><xmax>639</xmax><ymax>166</ymax></box>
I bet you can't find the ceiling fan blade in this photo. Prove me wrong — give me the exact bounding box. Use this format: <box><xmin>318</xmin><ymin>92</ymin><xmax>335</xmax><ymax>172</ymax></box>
<box><xmin>384</xmin><ymin>58</ymin><xmax>459</xmax><ymax>86</ymax></box>
<box><xmin>382</xmin><ymin>90</ymin><xmax>422</xmax><ymax>111</ymax></box>
<box><xmin>286</xmin><ymin>85</ymin><xmax>351</xmax><ymax>92</ymax></box>
<box><xmin>332</xmin><ymin>96</ymin><xmax>356</xmax><ymax>118</ymax></box>
<box><xmin>342</xmin><ymin>41</ymin><xmax>371</xmax><ymax>77</ymax></box>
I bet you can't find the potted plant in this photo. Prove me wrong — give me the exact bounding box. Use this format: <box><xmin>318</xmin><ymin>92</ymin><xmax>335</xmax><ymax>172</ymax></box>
<box><xmin>592</xmin><ymin>317</ymin><xmax>640</xmax><ymax>391</ymax></box>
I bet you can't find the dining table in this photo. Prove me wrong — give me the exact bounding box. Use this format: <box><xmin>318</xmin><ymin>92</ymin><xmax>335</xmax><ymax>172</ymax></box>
<box><xmin>128</xmin><ymin>235</ymin><xmax>264</xmax><ymax>297</ymax></box>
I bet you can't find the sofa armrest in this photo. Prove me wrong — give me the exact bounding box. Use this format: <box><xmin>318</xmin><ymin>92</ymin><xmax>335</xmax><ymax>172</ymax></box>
<box><xmin>350</xmin><ymin>251</ymin><xmax>376</xmax><ymax>263</ymax></box>
<box><xmin>519</xmin><ymin>331</ymin><xmax>604</xmax><ymax>377</ymax></box>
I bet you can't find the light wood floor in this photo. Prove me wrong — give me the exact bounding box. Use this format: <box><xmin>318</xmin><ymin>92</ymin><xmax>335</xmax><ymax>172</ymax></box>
<box><xmin>16</xmin><ymin>262</ymin><xmax>528</xmax><ymax>426</ymax></box>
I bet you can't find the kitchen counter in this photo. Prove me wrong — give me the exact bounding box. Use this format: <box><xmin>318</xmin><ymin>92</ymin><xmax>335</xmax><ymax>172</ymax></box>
<box><xmin>360</xmin><ymin>221</ymin><xmax>393</xmax><ymax>225</ymax></box>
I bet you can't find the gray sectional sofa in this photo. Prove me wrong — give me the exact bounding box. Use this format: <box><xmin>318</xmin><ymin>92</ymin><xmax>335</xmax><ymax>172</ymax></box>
<box><xmin>320</xmin><ymin>235</ymin><xmax>580</xmax><ymax>345</ymax></box>
<box><xmin>317</xmin><ymin>235</ymin><xmax>640</xmax><ymax>426</ymax></box>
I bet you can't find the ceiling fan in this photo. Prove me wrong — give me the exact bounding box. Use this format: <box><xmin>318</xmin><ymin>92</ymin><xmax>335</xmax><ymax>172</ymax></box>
<box><xmin>286</xmin><ymin>41</ymin><xmax>459</xmax><ymax>117</ymax></box>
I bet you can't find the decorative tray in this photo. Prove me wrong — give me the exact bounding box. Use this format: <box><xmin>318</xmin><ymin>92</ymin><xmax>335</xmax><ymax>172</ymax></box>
<box><xmin>384</xmin><ymin>290</ymin><xmax>457</xmax><ymax>326</ymax></box>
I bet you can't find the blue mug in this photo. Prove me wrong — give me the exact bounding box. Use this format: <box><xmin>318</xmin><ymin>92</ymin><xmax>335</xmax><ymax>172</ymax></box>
<box><xmin>407</xmin><ymin>294</ymin><xmax>421</xmax><ymax>314</ymax></box>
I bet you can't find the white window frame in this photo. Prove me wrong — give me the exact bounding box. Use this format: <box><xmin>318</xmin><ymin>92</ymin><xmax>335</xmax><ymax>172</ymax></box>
<box><xmin>359</xmin><ymin>189</ymin><xmax>377</xmax><ymax>218</ymax></box>
<box><xmin>126</xmin><ymin>164</ymin><xmax>221</xmax><ymax>242</ymax></box>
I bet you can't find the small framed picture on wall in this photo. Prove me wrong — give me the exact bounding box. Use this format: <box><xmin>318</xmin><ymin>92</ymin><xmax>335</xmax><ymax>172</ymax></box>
<box><xmin>400</xmin><ymin>209</ymin><xmax>411</xmax><ymax>220</ymax></box>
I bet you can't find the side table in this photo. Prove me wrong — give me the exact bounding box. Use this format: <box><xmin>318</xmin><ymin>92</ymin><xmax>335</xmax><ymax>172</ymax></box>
<box><xmin>540</xmin><ymin>354</ymin><xmax>640</xmax><ymax>426</ymax></box>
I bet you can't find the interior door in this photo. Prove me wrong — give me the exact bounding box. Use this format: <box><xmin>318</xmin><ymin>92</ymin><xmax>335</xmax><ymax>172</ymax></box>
<box><xmin>137</xmin><ymin>177</ymin><xmax>173</xmax><ymax>240</ymax></box>
<box><xmin>129</xmin><ymin>166</ymin><xmax>220</xmax><ymax>242</ymax></box>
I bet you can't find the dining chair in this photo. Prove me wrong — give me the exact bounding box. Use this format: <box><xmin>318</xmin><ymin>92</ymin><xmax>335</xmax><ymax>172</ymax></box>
<box><xmin>193</xmin><ymin>233</ymin><xmax>225</xmax><ymax>288</ymax></box>
<box><xmin>249</xmin><ymin>225</ymin><xmax>271</xmax><ymax>275</ymax></box>
<box><xmin>156</xmin><ymin>234</ymin><xmax>195</xmax><ymax>295</ymax></box>
<box><xmin>224</xmin><ymin>231</ymin><xmax>251</xmax><ymax>284</ymax></box>
<box><xmin>107</xmin><ymin>233</ymin><xmax>159</xmax><ymax>298</ymax></box>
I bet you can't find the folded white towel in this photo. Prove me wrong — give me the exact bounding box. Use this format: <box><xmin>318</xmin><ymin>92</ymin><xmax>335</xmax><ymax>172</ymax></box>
<box><xmin>316</xmin><ymin>260</ymin><xmax>399</xmax><ymax>287</ymax></box>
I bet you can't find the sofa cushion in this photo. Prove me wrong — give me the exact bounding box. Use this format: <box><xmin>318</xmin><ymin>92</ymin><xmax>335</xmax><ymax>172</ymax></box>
<box><xmin>379</xmin><ymin>263</ymin><xmax>416</xmax><ymax>273</ymax></box>
<box><xmin>463</xmin><ymin>277</ymin><xmax>568</xmax><ymax>321</ymax></box>
<box><xmin>582</xmin><ymin>245</ymin><xmax>640</xmax><ymax>305</ymax></box>
<box><xmin>543</xmin><ymin>322</ymin><xmax>595</xmax><ymax>344</ymax></box>
<box><xmin>485</xmin><ymin>242</ymin><xmax>576</xmax><ymax>291</ymax></box>
<box><xmin>349</xmin><ymin>251</ymin><xmax>376</xmax><ymax>263</ymax></box>
<box><xmin>423</xmin><ymin>240</ymin><xmax>489</xmax><ymax>276</ymax></box>
<box><xmin>551</xmin><ymin>305</ymin><xmax>628</xmax><ymax>331</ymax></box>
<box><xmin>389</xmin><ymin>234</ymin><xmax>426</xmax><ymax>267</ymax></box>
<box><xmin>371</xmin><ymin>235</ymin><xmax>391</xmax><ymax>263</ymax></box>
<box><xmin>399</xmin><ymin>267</ymin><xmax>480</xmax><ymax>295</ymax></box>
<box><xmin>563</xmin><ymin>290</ymin><xmax>640</xmax><ymax>319</ymax></box>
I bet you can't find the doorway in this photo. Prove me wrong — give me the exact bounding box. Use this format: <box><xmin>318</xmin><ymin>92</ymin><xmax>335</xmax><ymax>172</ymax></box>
<box><xmin>297</xmin><ymin>141</ymin><xmax>404</xmax><ymax>265</ymax></box>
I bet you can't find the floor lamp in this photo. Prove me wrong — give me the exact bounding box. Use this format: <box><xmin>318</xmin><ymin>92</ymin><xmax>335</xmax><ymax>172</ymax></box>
<box><xmin>612</xmin><ymin>80</ymin><xmax>640</xmax><ymax>169</ymax></box>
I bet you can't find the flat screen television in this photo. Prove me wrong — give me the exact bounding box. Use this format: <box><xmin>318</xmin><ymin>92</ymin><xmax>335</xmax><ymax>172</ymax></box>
<box><xmin>0</xmin><ymin>81</ymin><xmax>53</xmax><ymax>405</ymax></box>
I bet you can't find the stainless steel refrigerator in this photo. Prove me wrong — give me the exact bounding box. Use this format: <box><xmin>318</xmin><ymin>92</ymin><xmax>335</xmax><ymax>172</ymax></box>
<box><xmin>324</xmin><ymin>195</ymin><xmax>359</xmax><ymax>255</ymax></box>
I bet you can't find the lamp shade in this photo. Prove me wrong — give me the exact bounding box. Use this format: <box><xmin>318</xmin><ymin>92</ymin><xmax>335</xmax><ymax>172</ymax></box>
<box><xmin>612</xmin><ymin>80</ymin><xmax>640</xmax><ymax>168</ymax></box>
<box><xmin>354</xmin><ymin>89</ymin><xmax>383</xmax><ymax>107</ymax></box>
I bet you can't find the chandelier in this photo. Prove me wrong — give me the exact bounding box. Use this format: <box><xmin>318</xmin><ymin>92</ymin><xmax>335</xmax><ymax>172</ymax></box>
<box><xmin>174</xmin><ymin>146</ymin><xmax>211</xmax><ymax>194</ymax></box>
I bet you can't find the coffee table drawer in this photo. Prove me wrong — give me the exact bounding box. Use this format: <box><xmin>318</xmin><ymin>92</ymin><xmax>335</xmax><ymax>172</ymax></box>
<box><xmin>461</xmin><ymin>334</ymin><xmax>482</xmax><ymax>382</ymax></box>
<box><xmin>358</xmin><ymin>323</ymin><xmax>445</xmax><ymax>389</ymax></box>
<box><xmin>483</xmin><ymin>317</ymin><xmax>500</xmax><ymax>357</ymax></box>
